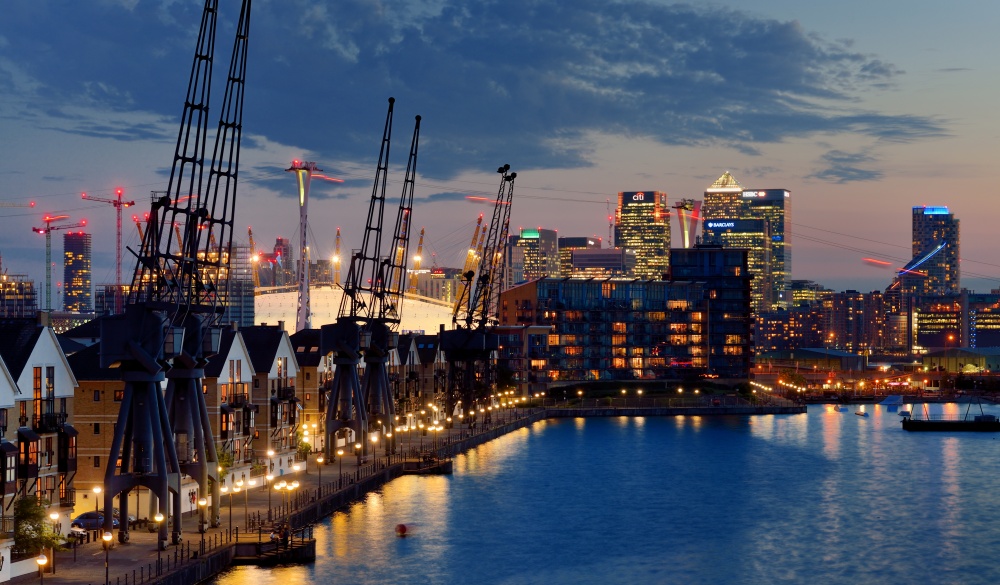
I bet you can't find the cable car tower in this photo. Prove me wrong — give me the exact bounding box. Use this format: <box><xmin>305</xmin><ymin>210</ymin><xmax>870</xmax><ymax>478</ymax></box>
<box><xmin>99</xmin><ymin>0</ymin><xmax>252</xmax><ymax>549</ymax></box>
<box><xmin>322</xmin><ymin>98</ymin><xmax>421</xmax><ymax>461</ymax></box>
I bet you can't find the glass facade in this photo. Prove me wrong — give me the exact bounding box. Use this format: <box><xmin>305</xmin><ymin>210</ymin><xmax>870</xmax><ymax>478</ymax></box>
<box><xmin>614</xmin><ymin>191</ymin><xmax>670</xmax><ymax>279</ymax></box>
<box><xmin>63</xmin><ymin>231</ymin><xmax>92</xmax><ymax>312</ymax></box>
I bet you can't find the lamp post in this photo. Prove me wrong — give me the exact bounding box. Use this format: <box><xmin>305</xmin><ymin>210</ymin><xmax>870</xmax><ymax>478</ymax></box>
<box><xmin>265</xmin><ymin>474</ymin><xmax>274</xmax><ymax>522</ymax></box>
<box><xmin>371</xmin><ymin>436</ymin><xmax>378</xmax><ymax>466</ymax></box>
<box><xmin>36</xmin><ymin>554</ymin><xmax>46</xmax><ymax>584</ymax></box>
<box><xmin>48</xmin><ymin>511</ymin><xmax>59</xmax><ymax>574</ymax></box>
<box><xmin>316</xmin><ymin>456</ymin><xmax>324</xmax><ymax>491</ymax></box>
<box><xmin>354</xmin><ymin>442</ymin><xmax>362</xmax><ymax>466</ymax></box>
<box><xmin>221</xmin><ymin>486</ymin><xmax>231</xmax><ymax>536</ymax></box>
<box><xmin>267</xmin><ymin>449</ymin><xmax>275</xmax><ymax>474</ymax></box>
<box><xmin>290</xmin><ymin>480</ymin><xmax>299</xmax><ymax>510</ymax></box>
<box><xmin>153</xmin><ymin>513</ymin><xmax>164</xmax><ymax>574</ymax></box>
<box><xmin>197</xmin><ymin>498</ymin><xmax>207</xmax><ymax>555</ymax></box>
<box><xmin>337</xmin><ymin>449</ymin><xmax>344</xmax><ymax>482</ymax></box>
<box><xmin>93</xmin><ymin>486</ymin><xmax>102</xmax><ymax>514</ymax></box>
<box><xmin>102</xmin><ymin>531</ymin><xmax>113</xmax><ymax>585</ymax></box>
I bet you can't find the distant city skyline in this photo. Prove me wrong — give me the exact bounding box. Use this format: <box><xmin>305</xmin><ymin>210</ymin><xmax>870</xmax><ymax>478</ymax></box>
<box><xmin>2</xmin><ymin>1</ymin><xmax>999</xmax><ymax>295</ymax></box>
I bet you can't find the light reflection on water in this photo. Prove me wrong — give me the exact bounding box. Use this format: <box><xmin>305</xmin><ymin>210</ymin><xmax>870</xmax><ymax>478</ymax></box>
<box><xmin>211</xmin><ymin>405</ymin><xmax>1000</xmax><ymax>585</ymax></box>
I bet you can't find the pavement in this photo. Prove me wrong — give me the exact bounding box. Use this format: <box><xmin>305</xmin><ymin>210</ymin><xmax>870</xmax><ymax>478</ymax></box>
<box><xmin>11</xmin><ymin>407</ymin><xmax>531</xmax><ymax>585</ymax></box>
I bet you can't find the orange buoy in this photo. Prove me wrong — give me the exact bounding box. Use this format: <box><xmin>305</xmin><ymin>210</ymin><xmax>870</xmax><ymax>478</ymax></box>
<box><xmin>395</xmin><ymin>524</ymin><xmax>408</xmax><ymax>537</ymax></box>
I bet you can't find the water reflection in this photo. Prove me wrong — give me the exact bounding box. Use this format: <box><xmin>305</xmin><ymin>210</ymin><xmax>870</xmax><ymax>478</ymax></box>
<box><xmin>209</xmin><ymin>404</ymin><xmax>1000</xmax><ymax>585</ymax></box>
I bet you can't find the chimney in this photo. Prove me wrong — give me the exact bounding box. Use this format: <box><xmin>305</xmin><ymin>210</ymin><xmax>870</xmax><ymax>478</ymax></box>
<box><xmin>38</xmin><ymin>311</ymin><xmax>51</xmax><ymax>327</ymax></box>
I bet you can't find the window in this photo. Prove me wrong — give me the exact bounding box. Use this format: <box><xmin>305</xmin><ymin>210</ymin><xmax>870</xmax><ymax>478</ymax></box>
<box><xmin>305</xmin><ymin>393</ymin><xmax>311</xmax><ymax>401</ymax></box>
<box><xmin>306</xmin><ymin>372</ymin><xmax>311</xmax><ymax>381</ymax></box>
<box><xmin>94</xmin><ymin>390</ymin><xmax>101</xmax><ymax>402</ymax></box>
<box><xmin>94</xmin><ymin>456</ymin><xmax>100</xmax><ymax>468</ymax></box>
<box><xmin>94</xmin><ymin>423</ymin><xmax>100</xmax><ymax>434</ymax></box>
<box><xmin>60</xmin><ymin>397</ymin><xmax>67</xmax><ymax>414</ymax></box>
<box><xmin>114</xmin><ymin>389</ymin><xmax>123</xmax><ymax>402</ymax></box>
<box><xmin>46</xmin><ymin>366</ymin><xmax>55</xmax><ymax>399</ymax></box>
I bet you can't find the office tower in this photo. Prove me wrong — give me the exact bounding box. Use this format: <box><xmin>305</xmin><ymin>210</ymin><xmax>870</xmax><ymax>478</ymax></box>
<box><xmin>703</xmin><ymin>172</ymin><xmax>791</xmax><ymax>310</ymax></box>
<box><xmin>905</xmin><ymin>206</ymin><xmax>960</xmax><ymax>296</ymax></box>
<box><xmin>222</xmin><ymin>243</ymin><xmax>255</xmax><ymax>328</ymax></box>
<box><xmin>507</xmin><ymin>228</ymin><xmax>558</xmax><ymax>286</ymax></box>
<box><xmin>273</xmin><ymin>237</ymin><xmax>294</xmax><ymax>286</ymax></box>
<box><xmin>557</xmin><ymin>236</ymin><xmax>601</xmax><ymax>276</ymax></box>
<box><xmin>702</xmin><ymin>171</ymin><xmax>746</xmax><ymax>221</ymax></box>
<box><xmin>569</xmin><ymin>248</ymin><xmax>637</xmax><ymax>277</ymax></box>
<box><xmin>702</xmin><ymin>219</ymin><xmax>771</xmax><ymax>315</ymax></box>
<box><xmin>614</xmin><ymin>191</ymin><xmax>670</xmax><ymax>279</ymax></box>
<box><xmin>62</xmin><ymin>231</ymin><xmax>92</xmax><ymax>312</ymax></box>
<box><xmin>741</xmin><ymin>189</ymin><xmax>791</xmax><ymax>308</ymax></box>
<box><xmin>0</xmin><ymin>272</ymin><xmax>38</xmax><ymax>318</ymax></box>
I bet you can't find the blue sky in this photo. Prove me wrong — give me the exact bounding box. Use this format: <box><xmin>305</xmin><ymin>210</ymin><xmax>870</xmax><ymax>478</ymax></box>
<box><xmin>2</xmin><ymin>0</ymin><xmax>999</xmax><ymax>300</ymax></box>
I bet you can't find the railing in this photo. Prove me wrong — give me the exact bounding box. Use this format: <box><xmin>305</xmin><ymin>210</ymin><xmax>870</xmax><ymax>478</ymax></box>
<box><xmin>60</xmin><ymin>487</ymin><xmax>76</xmax><ymax>507</ymax></box>
<box><xmin>276</xmin><ymin>387</ymin><xmax>295</xmax><ymax>401</ymax></box>
<box><xmin>34</xmin><ymin>411</ymin><xmax>68</xmax><ymax>433</ymax></box>
<box><xmin>228</xmin><ymin>393</ymin><xmax>248</xmax><ymax>408</ymax></box>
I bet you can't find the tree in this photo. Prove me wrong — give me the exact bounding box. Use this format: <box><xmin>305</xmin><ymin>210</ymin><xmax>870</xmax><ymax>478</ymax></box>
<box><xmin>13</xmin><ymin>497</ymin><xmax>64</xmax><ymax>558</ymax></box>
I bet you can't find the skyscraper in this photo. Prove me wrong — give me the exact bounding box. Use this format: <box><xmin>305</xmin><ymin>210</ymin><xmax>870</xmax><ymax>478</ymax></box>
<box><xmin>614</xmin><ymin>191</ymin><xmax>670</xmax><ymax>279</ymax></box>
<box><xmin>702</xmin><ymin>172</ymin><xmax>791</xmax><ymax>310</ymax></box>
<box><xmin>63</xmin><ymin>231</ymin><xmax>92</xmax><ymax>312</ymax></box>
<box><xmin>702</xmin><ymin>219</ymin><xmax>771</xmax><ymax>315</ymax></box>
<box><xmin>908</xmin><ymin>206</ymin><xmax>960</xmax><ymax>296</ymax></box>
<box><xmin>741</xmin><ymin>189</ymin><xmax>791</xmax><ymax>308</ymax></box>
<box><xmin>506</xmin><ymin>228</ymin><xmax>559</xmax><ymax>286</ymax></box>
<box><xmin>557</xmin><ymin>236</ymin><xmax>601</xmax><ymax>276</ymax></box>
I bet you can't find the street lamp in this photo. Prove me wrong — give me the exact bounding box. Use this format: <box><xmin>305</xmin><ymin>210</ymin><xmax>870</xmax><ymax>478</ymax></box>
<box><xmin>267</xmin><ymin>449</ymin><xmax>275</xmax><ymax>473</ymax></box>
<box><xmin>153</xmin><ymin>513</ymin><xmax>164</xmax><ymax>573</ymax></box>
<box><xmin>337</xmin><ymin>449</ymin><xmax>344</xmax><ymax>480</ymax></box>
<box><xmin>354</xmin><ymin>442</ymin><xmax>362</xmax><ymax>466</ymax></box>
<box><xmin>93</xmin><ymin>486</ymin><xmax>102</xmax><ymax>514</ymax></box>
<box><xmin>36</xmin><ymin>554</ymin><xmax>46</xmax><ymax>584</ymax></box>
<box><xmin>265</xmin><ymin>474</ymin><xmax>274</xmax><ymax>522</ymax></box>
<box><xmin>102</xmin><ymin>531</ymin><xmax>113</xmax><ymax>585</ymax></box>
<box><xmin>221</xmin><ymin>486</ymin><xmax>232</xmax><ymax>535</ymax></box>
<box><xmin>197</xmin><ymin>497</ymin><xmax>208</xmax><ymax>554</ymax></box>
<box><xmin>316</xmin><ymin>456</ymin><xmax>324</xmax><ymax>489</ymax></box>
<box><xmin>371</xmin><ymin>436</ymin><xmax>378</xmax><ymax>464</ymax></box>
<box><xmin>48</xmin><ymin>511</ymin><xmax>59</xmax><ymax>574</ymax></box>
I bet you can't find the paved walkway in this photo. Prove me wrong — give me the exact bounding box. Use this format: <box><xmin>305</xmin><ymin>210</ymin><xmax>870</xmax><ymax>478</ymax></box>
<box><xmin>12</xmin><ymin>407</ymin><xmax>533</xmax><ymax>585</ymax></box>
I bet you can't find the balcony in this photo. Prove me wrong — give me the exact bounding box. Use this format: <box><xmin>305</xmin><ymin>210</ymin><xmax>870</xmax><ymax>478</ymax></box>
<box><xmin>276</xmin><ymin>386</ymin><xmax>295</xmax><ymax>401</ymax></box>
<box><xmin>60</xmin><ymin>487</ymin><xmax>76</xmax><ymax>508</ymax></box>
<box><xmin>34</xmin><ymin>412</ymin><xmax>68</xmax><ymax>434</ymax></box>
<box><xmin>228</xmin><ymin>393</ymin><xmax>249</xmax><ymax>408</ymax></box>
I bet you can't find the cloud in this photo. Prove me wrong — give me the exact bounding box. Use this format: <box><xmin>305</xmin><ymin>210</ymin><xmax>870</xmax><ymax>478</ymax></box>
<box><xmin>808</xmin><ymin>149</ymin><xmax>882</xmax><ymax>183</ymax></box>
<box><xmin>420</xmin><ymin>191</ymin><xmax>472</xmax><ymax>203</ymax></box>
<box><xmin>0</xmin><ymin>0</ymin><xmax>946</xmax><ymax>179</ymax></box>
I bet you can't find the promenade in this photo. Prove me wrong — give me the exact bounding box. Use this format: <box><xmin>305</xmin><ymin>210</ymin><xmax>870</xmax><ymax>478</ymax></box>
<box><xmin>11</xmin><ymin>397</ymin><xmax>801</xmax><ymax>585</ymax></box>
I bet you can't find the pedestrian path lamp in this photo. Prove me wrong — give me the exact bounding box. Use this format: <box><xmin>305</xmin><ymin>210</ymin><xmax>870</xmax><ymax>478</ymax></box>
<box><xmin>36</xmin><ymin>553</ymin><xmax>46</xmax><ymax>584</ymax></box>
<box><xmin>93</xmin><ymin>486</ymin><xmax>102</xmax><ymax>514</ymax></box>
<box><xmin>355</xmin><ymin>442</ymin><xmax>362</xmax><ymax>466</ymax></box>
<box><xmin>198</xmin><ymin>498</ymin><xmax>208</xmax><ymax>554</ymax></box>
<box><xmin>102</xmin><ymin>531</ymin><xmax>113</xmax><ymax>585</ymax></box>
<box><xmin>221</xmin><ymin>486</ymin><xmax>232</xmax><ymax>535</ymax></box>
<box><xmin>316</xmin><ymin>456</ymin><xmax>324</xmax><ymax>489</ymax></box>
<box><xmin>337</xmin><ymin>449</ymin><xmax>344</xmax><ymax>480</ymax></box>
<box><xmin>265</xmin><ymin>474</ymin><xmax>274</xmax><ymax>521</ymax></box>
<box><xmin>154</xmin><ymin>513</ymin><xmax>164</xmax><ymax>573</ymax></box>
<box><xmin>48</xmin><ymin>511</ymin><xmax>59</xmax><ymax>574</ymax></box>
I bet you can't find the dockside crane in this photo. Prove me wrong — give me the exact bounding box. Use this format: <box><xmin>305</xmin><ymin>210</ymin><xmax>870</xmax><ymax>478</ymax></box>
<box><xmin>441</xmin><ymin>165</ymin><xmax>516</xmax><ymax>419</ymax></box>
<box><xmin>32</xmin><ymin>214</ymin><xmax>87</xmax><ymax>311</ymax></box>
<box><xmin>322</xmin><ymin>98</ymin><xmax>421</xmax><ymax>463</ymax></box>
<box><xmin>99</xmin><ymin>0</ymin><xmax>252</xmax><ymax>548</ymax></box>
<box><xmin>82</xmin><ymin>188</ymin><xmax>135</xmax><ymax>313</ymax></box>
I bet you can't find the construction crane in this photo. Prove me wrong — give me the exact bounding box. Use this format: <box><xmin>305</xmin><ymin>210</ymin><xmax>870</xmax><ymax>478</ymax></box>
<box><xmin>333</xmin><ymin>227</ymin><xmax>341</xmax><ymax>286</ymax></box>
<box><xmin>452</xmin><ymin>214</ymin><xmax>484</xmax><ymax>316</ymax></box>
<box><xmin>99</xmin><ymin>0</ymin><xmax>251</xmax><ymax>548</ymax></box>
<box><xmin>248</xmin><ymin>226</ymin><xmax>260</xmax><ymax>293</ymax></box>
<box><xmin>32</xmin><ymin>214</ymin><xmax>87</xmax><ymax>311</ymax></box>
<box><xmin>82</xmin><ymin>188</ymin><xmax>135</xmax><ymax>313</ymax></box>
<box><xmin>407</xmin><ymin>227</ymin><xmax>424</xmax><ymax>294</ymax></box>
<box><xmin>0</xmin><ymin>201</ymin><xmax>35</xmax><ymax>209</ymax></box>
<box><xmin>287</xmin><ymin>160</ymin><xmax>320</xmax><ymax>332</ymax></box>
<box><xmin>441</xmin><ymin>165</ymin><xmax>516</xmax><ymax>419</ymax></box>
<box><xmin>322</xmin><ymin>98</ymin><xmax>421</xmax><ymax>463</ymax></box>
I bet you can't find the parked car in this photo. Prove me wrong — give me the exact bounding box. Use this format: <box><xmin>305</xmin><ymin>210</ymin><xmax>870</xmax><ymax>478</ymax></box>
<box><xmin>70</xmin><ymin>511</ymin><xmax>119</xmax><ymax>530</ymax></box>
<box><xmin>111</xmin><ymin>507</ymin><xmax>137</xmax><ymax>524</ymax></box>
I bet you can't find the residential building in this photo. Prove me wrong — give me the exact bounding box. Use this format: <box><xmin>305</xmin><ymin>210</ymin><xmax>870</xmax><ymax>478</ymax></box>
<box><xmin>289</xmin><ymin>328</ymin><xmax>329</xmax><ymax>453</ymax></box>
<box><xmin>62</xmin><ymin>231</ymin><xmax>92</xmax><ymax>313</ymax></box>
<box><xmin>203</xmin><ymin>326</ymin><xmax>257</xmax><ymax>485</ymax></box>
<box><xmin>569</xmin><ymin>248</ymin><xmax>637</xmax><ymax>278</ymax></box>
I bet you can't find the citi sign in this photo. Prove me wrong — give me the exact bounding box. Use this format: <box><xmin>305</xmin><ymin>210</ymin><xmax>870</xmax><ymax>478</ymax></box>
<box><xmin>632</xmin><ymin>192</ymin><xmax>646</xmax><ymax>201</ymax></box>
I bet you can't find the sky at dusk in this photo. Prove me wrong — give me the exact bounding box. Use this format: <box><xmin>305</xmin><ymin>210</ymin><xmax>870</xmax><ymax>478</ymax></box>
<box><xmin>2</xmin><ymin>0</ymin><xmax>999</xmax><ymax>301</ymax></box>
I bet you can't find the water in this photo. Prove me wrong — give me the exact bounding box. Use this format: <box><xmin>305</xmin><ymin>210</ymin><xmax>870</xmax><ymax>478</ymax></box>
<box><xmin>213</xmin><ymin>403</ymin><xmax>1000</xmax><ymax>584</ymax></box>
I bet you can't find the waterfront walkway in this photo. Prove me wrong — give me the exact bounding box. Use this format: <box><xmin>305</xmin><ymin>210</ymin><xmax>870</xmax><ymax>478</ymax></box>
<box><xmin>12</xmin><ymin>399</ymin><xmax>802</xmax><ymax>585</ymax></box>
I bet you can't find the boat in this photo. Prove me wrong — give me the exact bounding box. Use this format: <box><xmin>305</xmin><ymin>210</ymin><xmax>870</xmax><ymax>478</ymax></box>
<box><xmin>901</xmin><ymin>400</ymin><xmax>1000</xmax><ymax>432</ymax></box>
<box><xmin>855</xmin><ymin>411</ymin><xmax>869</xmax><ymax>417</ymax></box>
<box><xmin>898</xmin><ymin>409</ymin><xmax>911</xmax><ymax>417</ymax></box>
